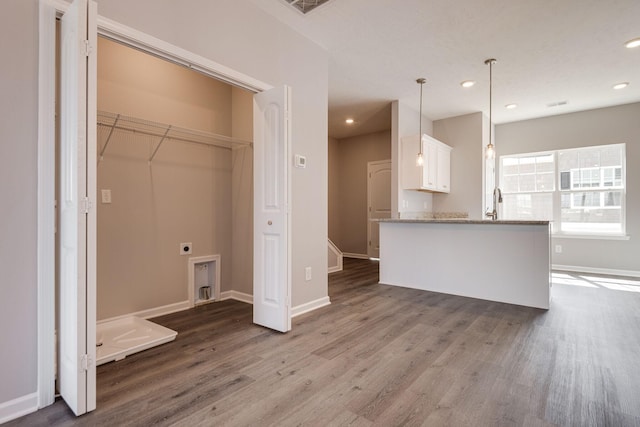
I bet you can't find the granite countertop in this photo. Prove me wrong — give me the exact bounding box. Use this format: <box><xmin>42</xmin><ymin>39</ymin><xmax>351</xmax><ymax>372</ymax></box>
<box><xmin>378</xmin><ymin>218</ymin><xmax>550</xmax><ymax>225</ymax></box>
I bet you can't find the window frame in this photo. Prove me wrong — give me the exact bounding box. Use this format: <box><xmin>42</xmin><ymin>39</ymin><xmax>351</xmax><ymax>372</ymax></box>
<box><xmin>499</xmin><ymin>143</ymin><xmax>626</xmax><ymax>238</ymax></box>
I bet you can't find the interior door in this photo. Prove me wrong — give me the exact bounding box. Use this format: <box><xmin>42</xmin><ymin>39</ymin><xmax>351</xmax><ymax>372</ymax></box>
<box><xmin>253</xmin><ymin>86</ymin><xmax>292</xmax><ymax>333</ymax></box>
<box><xmin>367</xmin><ymin>160</ymin><xmax>392</xmax><ymax>258</ymax></box>
<box><xmin>59</xmin><ymin>0</ymin><xmax>97</xmax><ymax>415</ymax></box>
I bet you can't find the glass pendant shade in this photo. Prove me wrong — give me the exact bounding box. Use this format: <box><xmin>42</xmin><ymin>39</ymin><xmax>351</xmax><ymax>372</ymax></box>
<box><xmin>485</xmin><ymin>142</ymin><xmax>495</xmax><ymax>160</ymax></box>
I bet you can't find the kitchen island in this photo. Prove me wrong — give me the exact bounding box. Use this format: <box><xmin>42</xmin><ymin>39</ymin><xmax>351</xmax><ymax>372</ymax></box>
<box><xmin>379</xmin><ymin>219</ymin><xmax>551</xmax><ymax>309</ymax></box>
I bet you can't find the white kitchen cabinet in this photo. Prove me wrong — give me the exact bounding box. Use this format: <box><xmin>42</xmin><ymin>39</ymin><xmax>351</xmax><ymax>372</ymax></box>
<box><xmin>401</xmin><ymin>134</ymin><xmax>452</xmax><ymax>193</ymax></box>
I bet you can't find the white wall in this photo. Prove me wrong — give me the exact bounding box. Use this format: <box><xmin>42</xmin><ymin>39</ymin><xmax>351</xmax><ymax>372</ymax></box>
<box><xmin>497</xmin><ymin>102</ymin><xmax>640</xmax><ymax>273</ymax></box>
<box><xmin>0</xmin><ymin>0</ymin><xmax>38</xmax><ymax>406</ymax></box>
<box><xmin>0</xmin><ymin>0</ymin><xmax>328</xmax><ymax>415</ymax></box>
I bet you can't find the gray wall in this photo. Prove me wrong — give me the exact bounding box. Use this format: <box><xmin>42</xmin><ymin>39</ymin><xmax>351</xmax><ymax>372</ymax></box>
<box><xmin>329</xmin><ymin>131</ymin><xmax>391</xmax><ymax>255</ymax></box>
<box><xmin>0</xmin><ymin>0</ymin><xmax>38</xmax><ymax>405</ymax></box>
<box><xmin>328</xmin><ymin>136</ymin><xmax>340</xmax><ymax>246</ymax></box>
<box><xmin>497</xmin><ymin>102</ymin><xmax>640</xmax><ymax>273</ymax></box>
<box><xmin>433</xmin><ymin>112</ymin><xmax>485</xmax><ymax>219</ymax></box>
<box><xmin>231</xmin><ymin>86</ymin><xmax>254</xmax><ymax>296</ymax></box>
<box><xmin>0</xmin><ymin>0</ymin><xmax>328</xmax><ymax>412</ymax></box>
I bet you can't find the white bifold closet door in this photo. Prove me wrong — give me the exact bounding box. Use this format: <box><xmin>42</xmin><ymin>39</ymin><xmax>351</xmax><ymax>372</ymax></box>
<box><xmin>59</xmin><ymin>0</ymin><xmax>97</xmax><ymax>416</ymax></box>
<box><xmin>253</xmin><ymin>86</ymin><xmax>292</xmax><ymax>333</ymax></box>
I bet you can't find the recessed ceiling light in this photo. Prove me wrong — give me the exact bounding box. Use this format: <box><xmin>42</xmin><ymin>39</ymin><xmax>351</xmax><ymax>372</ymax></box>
<box><xmin>613</xmin><ymin>82</ymin><xmax>629</xmax><ymax>90</ymax></box>
<box><xmin>460</xmin><ymin>80</ymin><xmax>475</xmax><ymax>88</ymax></box>
<box><xmin>505</xmin><ymin>103</ymin><xmax>518</xmax><ymax>109</ymax></box>
<box><xmin>625</xmin><ymin>38</ymin><xmax>640</xmax><ymax>48</ymax></box>
<box><xmin>345</xmin><ymin>118</ymin><xmax>354</xmax><ymax>124</ymax></box>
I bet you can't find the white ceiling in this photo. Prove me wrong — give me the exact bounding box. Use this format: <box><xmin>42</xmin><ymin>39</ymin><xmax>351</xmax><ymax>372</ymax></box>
<box><xmin>254</xmin><ymin>0</ymin><xmax>640</xmax><ymax>139</ymax></box>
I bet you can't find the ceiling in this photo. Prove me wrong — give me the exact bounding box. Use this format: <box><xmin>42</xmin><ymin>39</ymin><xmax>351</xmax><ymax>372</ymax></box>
<box><xmin>254</xmin><ymin>0</ymin><xmax>640</xmax><ymax>139</ymax></box>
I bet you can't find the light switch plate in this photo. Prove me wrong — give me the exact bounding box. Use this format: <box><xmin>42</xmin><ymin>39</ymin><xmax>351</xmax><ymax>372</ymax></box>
<box><xmin>101</xmin><ymin>189</ymin><xmax>112</xmax><ymax>204</ymax></box>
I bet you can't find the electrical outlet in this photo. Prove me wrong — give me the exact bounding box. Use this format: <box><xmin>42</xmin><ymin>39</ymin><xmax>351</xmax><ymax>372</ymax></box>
<box><xmin>305</xmin><ymin>267</ymin><xmax>312</xmax><ymax>281</ymax></box>
<box><xmin>555</xmin><ymin>244</ymin><xmax>562</xmax><ymax>254</ymax></box>
<box><xmin>180</xmin><ymin>242</ymin><xmax>192</xmax><ymax>255</ymax></box>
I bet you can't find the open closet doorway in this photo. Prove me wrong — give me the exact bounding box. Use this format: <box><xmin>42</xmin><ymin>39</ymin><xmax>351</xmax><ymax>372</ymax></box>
<box><xmin>48</xmin><ymin>0</ymin><xmax>292</xmax><ymax>415</ymax></box>
<box><xmin>91</xmin><ymin>35</ymin><xmax>256</xmax><ymax>360</ymax></box>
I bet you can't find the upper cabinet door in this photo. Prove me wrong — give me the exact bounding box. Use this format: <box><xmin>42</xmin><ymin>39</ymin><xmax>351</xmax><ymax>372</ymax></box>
<box><xmin>436</xmin><ymin>144</ymin><xmax>452</xmax><ymax>193</ymax></box>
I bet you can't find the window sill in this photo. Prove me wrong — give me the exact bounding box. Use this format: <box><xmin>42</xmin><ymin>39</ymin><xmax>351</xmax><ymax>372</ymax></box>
<box><xmin>553</xmin><ymin>233</ymin><xmax>630</xmax><ymax>241</ymax></box>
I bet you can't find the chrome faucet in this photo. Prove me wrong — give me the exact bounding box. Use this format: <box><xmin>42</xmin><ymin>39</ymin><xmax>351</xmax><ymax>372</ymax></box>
<box><xmin>486</xmin><ymin>187</ymin><xmax>503</xmax><ymax>221</ymax></box>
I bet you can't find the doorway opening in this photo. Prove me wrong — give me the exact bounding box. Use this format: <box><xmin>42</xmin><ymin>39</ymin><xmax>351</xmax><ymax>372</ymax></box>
<box><xmin>55</xmin><ymin>29</ymin><xmax>255</xmax><ymax>392</ymax></box>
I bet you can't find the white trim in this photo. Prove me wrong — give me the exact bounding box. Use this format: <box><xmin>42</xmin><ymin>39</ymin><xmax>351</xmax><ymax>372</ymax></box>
<box><xmin>97</xmin><ymin>300</ymin><xmax>191</xmax><ymax>325</ymax></box>
<box><xmin>220</xmin><ymin>290</ymin><xmax>254</xmax><ymax>304</ymax></box>
<box><xmin>328</xmin><ymin>266</ymin><xmax>342</xmax><ymax>274</ymax></box>
<box><xmin>328</xmin><ymin>238</ymin><xmax>343</xmax><ymax>273</ymax></box>
<box><xmin>37</xmin><ymin>0</ymin><xmax>57</xmax><ymax>409</ymax></box>
<box><xmin>343</xmin><ymin>252</ymin><xmax>370</xmax><ymax>260</ymax></box>
<box><xmin>553</xmin><ymin>233</ymin><xmax>630</xmax><ymax>241</ymax></box>
<box><xmin>291</xmin><ymin>296</ymin><xmax>331</xmax><ymax>317</ymax></box>
<box><xmin>0</xmin><ymin>393</ymin><xmax>39</xmax><ymax>424</ymax></box>
<box><xmin>97</xmin><ymin>17</ymin><xmax>270</xmax><ymax>94</ymax></box>
<box><xmin>552</xmin><ymin>264</ymin><xmax>640</xmax><ymax>278</ymax></box>
<box><xmin>187</xmin><ymin>255</ymin><xmax>221</xmax><ymax>306</ymax></box>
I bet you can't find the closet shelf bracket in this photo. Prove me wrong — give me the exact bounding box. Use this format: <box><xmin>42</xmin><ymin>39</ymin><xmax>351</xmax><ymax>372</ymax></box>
<box><xmin>149</xmin><ymin>125</ymin><xmax>172</xmax><ymax>164</ymax></box>
<box><xmin>99</xmin><ymin>113</ymin><xmax>120</xmax><ymax>162</ymax></box>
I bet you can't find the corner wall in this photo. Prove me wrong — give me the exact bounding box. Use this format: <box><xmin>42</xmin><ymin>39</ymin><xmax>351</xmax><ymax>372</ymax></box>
<box><xmin>391</xmin><ymin>100</ymin><xmax>434</xmax><ymax>218</ymax></box>
<box><xmin>433</xmin><ymin>112</ymin><xmax>485</xmax><ymax>219</ymax></box>
<box><xmin>497</xmin><ymin>102</ymin><xmax>640</xmax><ymax>273</ymax></box>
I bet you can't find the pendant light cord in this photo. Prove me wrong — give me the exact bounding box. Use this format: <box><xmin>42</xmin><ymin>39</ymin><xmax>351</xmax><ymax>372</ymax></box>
<box><xmin>416</xmin><ymin>78</ymin><xmax>426</xmax><ymax>159</ymax></box>
<box><xmin>489</xmin><ymin>59</ymin><xmax>495</xmax><ymax>145</ymax></box>
<box><xmin>419</xmin><ymin>80</ymin><xmax>423</xmax><ymax>139</ymax></box>
<box><xmin>484</xmin><ymin>59</ymin><xmax>496</xmax><ymax>158</ymax></box>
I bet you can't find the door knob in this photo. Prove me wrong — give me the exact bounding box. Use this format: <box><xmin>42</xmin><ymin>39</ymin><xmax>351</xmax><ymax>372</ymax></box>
<box><xmin>268</xmin><ymin>220</ymin><xmax>273</xmax><ymax>225</ymax></box>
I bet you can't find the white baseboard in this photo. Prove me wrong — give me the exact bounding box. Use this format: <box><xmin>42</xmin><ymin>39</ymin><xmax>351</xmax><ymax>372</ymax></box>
<box><xmin>97</xmin><ymin>300</ymin><xmax>191</xmax><ymax>324</ymax></box>
<box><xmin>552</xmin><ymin>264</ymin><xmax>640</xmax><ymax>278</ymax></box>
<box><xmin>218</xmin><ymin>292</ymin><xmax>330</xmax><ymax>317</ymax></box>
<box><xmin>220</xmin><ymin>290</ymin><xmax>253</xmax><ymax>304</ymax></box>
<box><xmin>343</xmin><ymin>252</ymin><xmax>369</xmax><ymax>260</ymax></box>
<box><xmin>292</xmin><ymin>296</ymin><xmax>331</xmax><ymax>317</ymax></box>
<box><xmin>0</xmin><ymin>392</ymin><xmax>38</xmax><ymax>424</ymax></box>
<box><xmin>328</xmin><ymin>265</ymin><xmax>342</xmax><ymax>273</ymax></box>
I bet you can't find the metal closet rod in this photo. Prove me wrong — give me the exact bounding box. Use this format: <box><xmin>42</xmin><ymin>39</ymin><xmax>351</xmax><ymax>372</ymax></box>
<box><xmin>97</xmin><ymin>110</ymin><xmax>253</xmax><ymax>163</ymax></box>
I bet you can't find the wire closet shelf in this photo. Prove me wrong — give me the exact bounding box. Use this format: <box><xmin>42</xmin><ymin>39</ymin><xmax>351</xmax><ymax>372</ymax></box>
<box><xmin>97</xmin><ymin>110</ymin><xmax>253</xmax><ymax>163</ymax></box>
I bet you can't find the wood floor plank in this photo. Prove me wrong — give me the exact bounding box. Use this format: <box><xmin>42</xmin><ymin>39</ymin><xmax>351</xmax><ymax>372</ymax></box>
<box><xmin>8</xmin><ymin>259</ymin><xmax>640</xmax><ymax>426</ymax></box>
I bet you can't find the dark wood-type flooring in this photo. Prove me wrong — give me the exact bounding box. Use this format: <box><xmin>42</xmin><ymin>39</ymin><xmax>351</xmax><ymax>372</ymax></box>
<box><xmin>9</xmin><ymin>258</ymin><xmax>640</xmax><ymax>426</ymax></box>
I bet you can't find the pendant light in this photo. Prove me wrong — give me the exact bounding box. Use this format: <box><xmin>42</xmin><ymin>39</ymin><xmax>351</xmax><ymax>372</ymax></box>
<box><xmin>416</xmin><ymin>78</ymin><xmax>426</xmax><ymax>166</ymax></box>
<box><xmin>485</xmin><ymin>59</ymin><xmax>496</xmax><ymax>159</ymax></box>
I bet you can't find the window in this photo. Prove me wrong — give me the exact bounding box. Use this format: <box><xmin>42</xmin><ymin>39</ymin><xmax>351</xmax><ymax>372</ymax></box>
<box><xmin>500</xmin><ymin>144</ymin><xmax>626</xmax><ymax>236</ymax></box>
